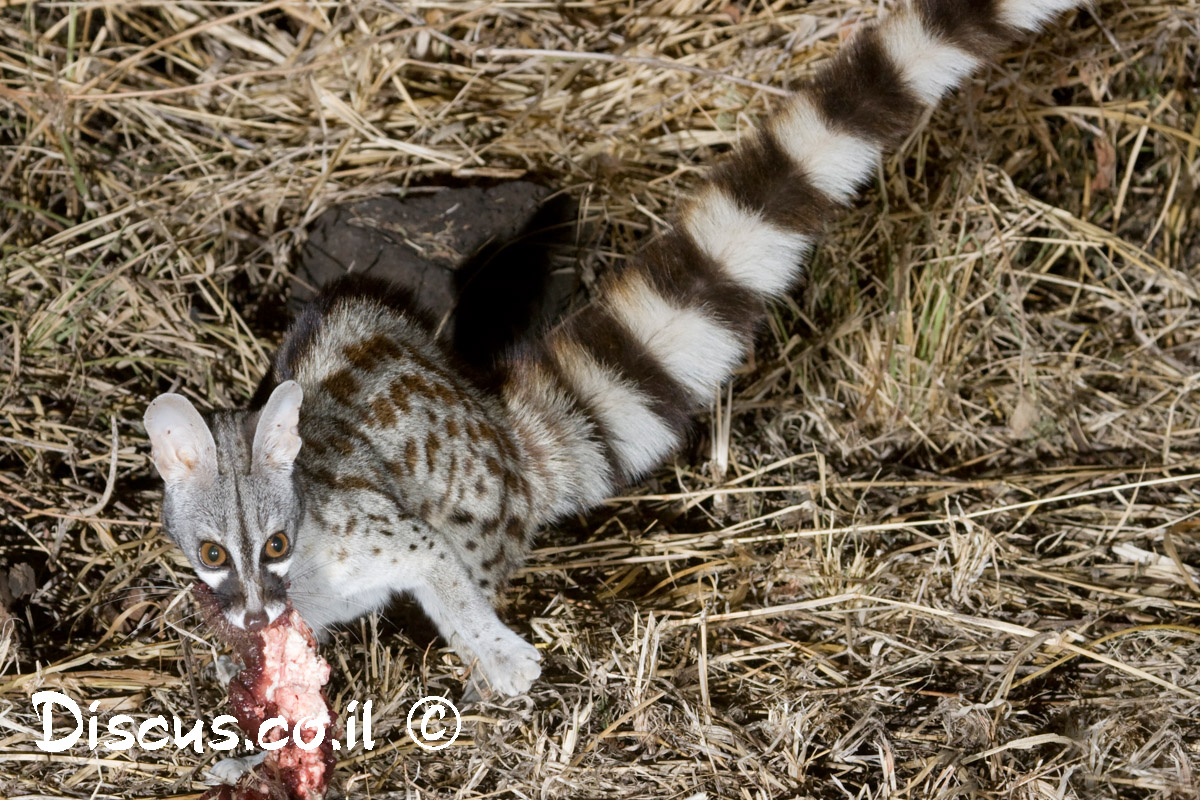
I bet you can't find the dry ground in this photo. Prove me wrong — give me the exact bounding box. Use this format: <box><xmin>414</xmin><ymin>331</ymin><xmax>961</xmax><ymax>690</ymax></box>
<box><xmin>2</xmin><ymin>1</ymin><xmax>1200</xmax><ymax>798</ymax></box>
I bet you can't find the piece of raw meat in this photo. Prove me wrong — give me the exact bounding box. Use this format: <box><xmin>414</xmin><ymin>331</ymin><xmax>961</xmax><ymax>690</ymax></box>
<box><xmin>195</xmin><ymin>584</ymin><xmax>337</xmax><ymax>800</ymax></box>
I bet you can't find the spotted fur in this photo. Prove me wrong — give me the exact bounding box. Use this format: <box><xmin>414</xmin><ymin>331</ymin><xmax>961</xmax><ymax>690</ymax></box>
<box><xmin>146</xmin><ymin>0</ymin><xmax>1088</xmax><ymax>696</ymax></box>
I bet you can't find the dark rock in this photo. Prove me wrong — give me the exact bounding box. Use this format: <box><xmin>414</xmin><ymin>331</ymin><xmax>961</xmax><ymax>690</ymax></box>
<box><xmin>294</xmin><ymin>182</ymin><xmax>581</xmax><ymax>368</ymax></box>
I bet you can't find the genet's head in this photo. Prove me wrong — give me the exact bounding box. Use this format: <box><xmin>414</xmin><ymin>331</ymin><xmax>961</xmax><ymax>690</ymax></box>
<box><xmin>144</xmin><ymin>381</ymin><xmax>304</xmax><ymax>630</ymax></box>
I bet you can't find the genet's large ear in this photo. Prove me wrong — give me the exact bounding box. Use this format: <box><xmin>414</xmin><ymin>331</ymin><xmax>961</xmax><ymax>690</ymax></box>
<box><xmin>143</xmin><ymin>394</ymin><xmax>218</xmax><ymax>485</ymax></box>
<box><xmin>253</xmin><ymin>381</ymin><xmax>303</xmax><ymax>471</ymax></box>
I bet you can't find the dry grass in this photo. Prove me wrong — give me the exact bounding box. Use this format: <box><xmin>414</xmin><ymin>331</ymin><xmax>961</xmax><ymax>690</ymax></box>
<box><xmin>3</xmin><ymin>1</ymin><xmax>1200</xmax><ymax>798</ymax></box>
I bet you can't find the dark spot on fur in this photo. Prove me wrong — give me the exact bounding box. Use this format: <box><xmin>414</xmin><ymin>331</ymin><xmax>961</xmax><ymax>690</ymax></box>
<box><xmin>481</xmin><ymin>549</ymin><xmax>503</xmax><ymax>571</ymax></box>
<box><xmin>369</xmin><ymin>396</ymin><xmax>397</xmax><ymax>428</ymax></box>
<box><xmin>431</xmin><ymin>382</ymin><xmax>457</xmax><ymax>405</ymax></box>
<box><xmin>322</xmin><ymin>370</ymin><xmax>359</xmax><ymax>405</ymax></box>
<box><xmin>388</xmin><ymin>376</ymin><xmax>413</xmax><ymax>413</ymax></box>
<box><xmin>425</xmin><ymin>432</ymin><xmax>441</xmax><ymax>471</ymax></box>
<box><xmin>400</xmin><ymin>373</ymin><xmax>434</xmax><ymax>399</ymax></box>
<box><xmin>506</xmin><ymin>517</ymin><xmax>524</xmax><ymax>541</ymax></box>
<box><xmin>344</xmin><ymin>334</ymin><xmax>405</xmax><ymax>372</ymax></box>
<box><xmin>503</xmin><ymin>470</ymin><xmax>528</xmax><ymax>499</ymax></box>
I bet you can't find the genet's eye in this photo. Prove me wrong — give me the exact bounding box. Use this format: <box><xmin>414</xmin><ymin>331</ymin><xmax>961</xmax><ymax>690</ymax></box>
<box><xmin>265</xmin><ymin>532</ymin><xmax>289</xmax><ymax>559</ymax></box>
<box><xmin>199</xmin><ymin>541</ymin><xmax>227</xmax><ymax>568</ymax></box>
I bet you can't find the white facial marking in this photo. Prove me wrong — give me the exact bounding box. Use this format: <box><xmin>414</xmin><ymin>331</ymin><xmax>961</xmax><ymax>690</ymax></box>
<box><xmin>226</xmin><ymin>607</ymin><xmax>247</xmax><ymax>630</ymax></box>
<box><xmin>198</xmin><ymin>570</ymin><xmax>227</xmax><ymax>590</ymax></box>
<box><xmin>265</xmin><ymin>602</ymin><xmax>287</xmax><ymax>624</ymax></box>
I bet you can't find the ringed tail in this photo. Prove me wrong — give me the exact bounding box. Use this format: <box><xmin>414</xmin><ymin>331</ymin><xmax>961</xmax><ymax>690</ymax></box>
<box><xmin>500</xmin><ymin>0</ymin><xmax>1087</xmax><ymax>522</ymax></box>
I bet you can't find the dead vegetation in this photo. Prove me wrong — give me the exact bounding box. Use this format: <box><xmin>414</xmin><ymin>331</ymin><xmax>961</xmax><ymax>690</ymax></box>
<box><xmin>2</xmin><ymin>1</ymin><xmax>1200</xmax><ymax>798</ymax></box>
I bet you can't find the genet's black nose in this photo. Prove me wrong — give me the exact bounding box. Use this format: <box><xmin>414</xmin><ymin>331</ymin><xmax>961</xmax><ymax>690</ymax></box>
<box><xmin>244</xmin><ymin>611</ymin><xmax>269</xmax><ymax>631</ymax></box>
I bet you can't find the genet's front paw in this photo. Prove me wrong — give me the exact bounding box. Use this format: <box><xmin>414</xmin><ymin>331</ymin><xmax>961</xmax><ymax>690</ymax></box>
<box><xmin>468</xmin><ymin>629</ymin><xmax>542</xmax><ymax>696</ymax></box>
